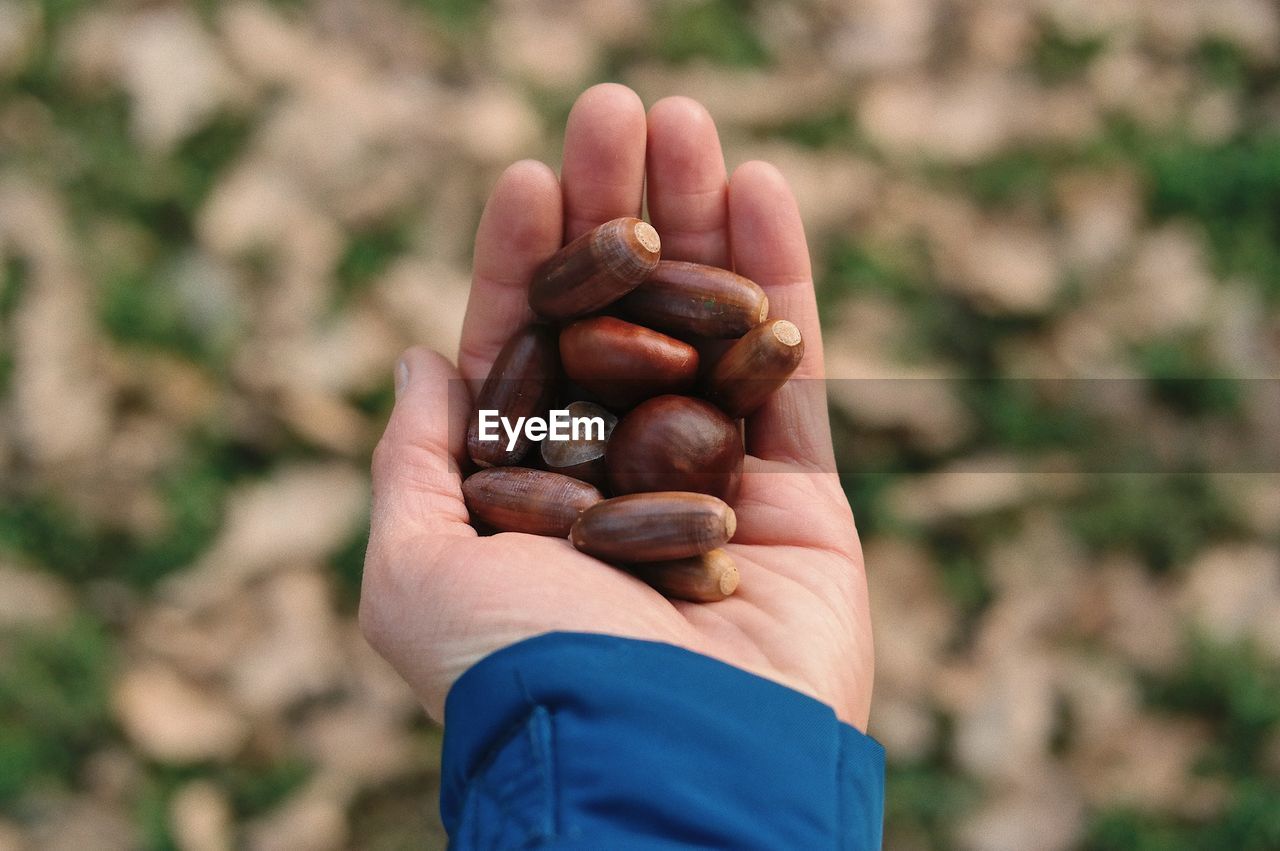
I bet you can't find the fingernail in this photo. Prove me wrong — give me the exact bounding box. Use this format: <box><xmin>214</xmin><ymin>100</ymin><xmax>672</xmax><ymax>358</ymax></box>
<box><xmin>394</xmin><ymin>358</ymin><xmax>410</xmax><ymax>398</ymax></box>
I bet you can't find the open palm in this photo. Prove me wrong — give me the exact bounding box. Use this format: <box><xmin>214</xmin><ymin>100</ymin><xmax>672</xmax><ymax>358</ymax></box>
<box><xmin>359</xmin><ymin>84</ymin><xmax>873</xmax><ymax>730</ymax></box>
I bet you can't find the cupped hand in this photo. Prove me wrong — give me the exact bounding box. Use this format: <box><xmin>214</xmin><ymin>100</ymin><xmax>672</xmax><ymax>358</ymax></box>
<box><xmin>359</xmin><ymin>84</ymin><xmax>873</xmax><ymax>729</ymax></box>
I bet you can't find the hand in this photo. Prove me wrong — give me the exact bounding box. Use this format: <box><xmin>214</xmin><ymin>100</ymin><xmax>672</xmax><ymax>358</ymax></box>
<box><xmin>359</xmin><ymin>84</ymin><xmax>873</xmax><ymax>729</ymax></box>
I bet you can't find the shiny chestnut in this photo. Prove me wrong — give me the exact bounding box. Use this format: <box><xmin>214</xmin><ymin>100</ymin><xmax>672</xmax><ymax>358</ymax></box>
<box><xmin>559</xmin><ymin>316</ymin><xmax>698</xmax><ymax>410</ymax></box>
<box><xmin>605</xmin><ymin>395</ymin><xmax>743</xmax><ymax>504</ymax></box>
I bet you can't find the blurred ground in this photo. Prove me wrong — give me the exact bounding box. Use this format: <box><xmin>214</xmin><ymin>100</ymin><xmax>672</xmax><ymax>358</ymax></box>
<box><xmin>2</xmin><ymin>0</ymin><xmax>1280</xmax><ymax>848</ymax></box>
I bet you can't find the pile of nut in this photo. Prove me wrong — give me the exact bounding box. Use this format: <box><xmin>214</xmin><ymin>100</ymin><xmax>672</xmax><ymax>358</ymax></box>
<box><xmin>462</xmin><ymin>217</ymin><xmax>803</xmax><ymax>602</ymax></box>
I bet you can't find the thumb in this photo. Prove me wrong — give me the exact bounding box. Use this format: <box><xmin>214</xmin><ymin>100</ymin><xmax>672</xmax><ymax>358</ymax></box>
<box><xmin>370</xmin><ymin>346</ymin><xmax>475</xmax><ymax>542</ymax></box>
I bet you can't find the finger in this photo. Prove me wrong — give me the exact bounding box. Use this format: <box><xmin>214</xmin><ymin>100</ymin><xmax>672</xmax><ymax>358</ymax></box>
<box><xmin>645</xmin><ymin>97</ymin><xmax>730</xmax><ymax>267</ymax></box>
<box><xmin>458</xmin><ymin>160</ymin><xmax>562</xmax><ymax>399</ymax></box>
<box><xmin>370</xmin><ymin>346</ymin><xmax>475</xmax><ymax>543</ymax></box>
<box><xmin>727</xmin><ymin>161</ymin><xmax>835</xmax><ymax>468</ymax></box>
<box><xmin>561</xmin><ymin>83</ymin><xmax>648</xmax><ymax>240</ymax></box>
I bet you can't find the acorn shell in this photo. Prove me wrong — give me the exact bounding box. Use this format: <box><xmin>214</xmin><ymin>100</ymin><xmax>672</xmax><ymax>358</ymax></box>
<box><xmin>529</xmin><ymin>218</ymin><xmax>661</xmax><ymax>320</ymax></box>
<box><xmin>618</xmin><ymin>261</ymin><xmax>768</xmax><ymax>338</ymax></box>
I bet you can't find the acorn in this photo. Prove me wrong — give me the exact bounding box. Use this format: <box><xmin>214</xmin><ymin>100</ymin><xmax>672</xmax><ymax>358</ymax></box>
<box><xmin>618</xmin><ymin>261</ymin><xmax>768</xmax><ymax>338</ymax></box>
<box><xmin>462</xmin><ymin>467</ymin><xmax>602</xmax><ymax>537</ymax></box>
<box><xmin>559</xmin><ymin>316</ymin><xmax>699</xmax><ymax>410</ymax></box>
<box><xmin>466</xmin><ymin>324</ymin><xmax>561</xmax><ymax>467</ymax></box>
<box><xmin>529</xmin><ymin>217</ymin><xmax>661</xmax><ymax>320</ymax></box>
<box><xmin>570</xmin><ymin>491</ymin><xmax>736</xmax><ymax>563</ymax></box>
<box><xmin>539</xmin><ymin>400</ymin><xmax>617</xmax><ymax>487</ymax></box>
<box><xmin>705</xmin><ymin>319</ymin><xmax>804</xmax><ymax>418</ymax></box>
<box><xmin>605</xmin><ymin>395</ymin><xmax>743</xmax><ymax>504</ymax></box>
<box><xmin>628</xmin><ymin>549</ymin><xmax>740</xmax><ymax>602</ymax></box>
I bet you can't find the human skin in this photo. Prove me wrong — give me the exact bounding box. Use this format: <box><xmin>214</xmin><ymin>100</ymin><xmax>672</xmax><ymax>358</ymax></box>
<box><xmin>359</xmin><ymin>84</ymin><xmax>874</xmax><ymax>730</ymax></box>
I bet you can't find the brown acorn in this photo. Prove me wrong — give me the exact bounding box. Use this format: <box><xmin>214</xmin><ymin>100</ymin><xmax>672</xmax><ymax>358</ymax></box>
<box><xmin>605</xmin><ymin>395</ymin><xmax>743</xmax><ymax>504</ymax></box>
<box><xmin>539</xmin><ymin>400</ymin><xmax>617</xmax><ymax>487</ymax></box>
<box><xmin>628</xmin><ymin>549</ymin><xmax>739</xmax><ymax>602</ymax></box>
<box><xmin>570</xmin><ymin>492</ymin><xmax>736</xmax><ymax>563</ymax></box>
<box><xmin>618</xmin><ymin>261</ymin><xmax>768</xmax><ymax>338</ymax></box>
<box><xmin>559</xmin><ymin>316</ymin><xmax>699</xmax><ymax>410</ymax></box>
<box><xmin>466</xmin><ymin>325</ymin><xmax>560</xmax><ymax>467</ymax></box>
<box><xmin>529</xmin><ymin>217</ymin><xmax>661</xmax><ymax>320</ymax></box>
<box><xmin>462</xmin><ymin>467</ymin><xmax>602</xmax><ymax>537</ymax></box>
<box><xmin>705</xmin><ymin>319</ymin><xmax>804</xmax><ymax>418</ymax></box>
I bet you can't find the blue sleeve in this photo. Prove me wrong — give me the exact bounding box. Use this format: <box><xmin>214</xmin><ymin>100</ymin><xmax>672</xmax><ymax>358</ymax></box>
<box><xmin>440</xmin><ymin>632</ymin><xmax>885</xmax><ymax>849</ymax></box>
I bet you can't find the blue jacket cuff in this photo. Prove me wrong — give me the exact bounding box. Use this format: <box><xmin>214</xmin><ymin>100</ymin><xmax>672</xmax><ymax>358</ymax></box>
<box><xmin>440</xmin><ymin>632</ymin><xmax>884</xmax><ymax>849</ymax></box>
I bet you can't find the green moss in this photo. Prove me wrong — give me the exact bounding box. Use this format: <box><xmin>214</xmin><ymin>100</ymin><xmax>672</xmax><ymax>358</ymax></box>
<box><xmin>837</xmin><ymin>467</ymin><xmax>905</xmax><ymax>540</ymax></box>
<box><xmin>409</xmin><ymin>0</ymin><xmax>491</xmax><ymax>30</ymax></box>
<box><xmin>11</xmin><ymin>79</ymin><xmax>249</xmax><ymax>245</ymax></box>
<box><xmin>133</xmin><ymin>757</ymin><xmax>313</xmax><ymax>851</ymax></box>
<box><xmin>819</xmin><ymin>239</ymin><xmax>942</xmax><ymax>364</ymax></box>
<box><xmin>1210</xmin><ymin>782</ymin><xmax>1280</xmax><ymax>850</ymax></box>
<box><xmin>0</xmin><ymin>431</ymin><xmax>268</xmax><ymax>587</ymax></box>
<box><xmin>0</xmin><ymin>257</ymin><xmax>26</xmax><ymax>395</ymax></box>
<box><xmin>222</xmin><ymin>758</ymin><xmax>314</xmax><ymax>817</ymax></box>
<box><xmin>353</xmin><ymin>378</ymin><xmax>396</xmax><ymax>426</ymax></box>
<box><xmin>0</xmin><ymin>727</ymin><xmax>44</xmax><ymax>808</ymax></box>
<box><xmin>0</xmin><ymin>256</ymin><xmax>26</xmax><ymax>321</ymax></box>
<box><xmin>335</xmin><ymin>224</ymin><xmax>413</xmax><ymax>306</ymax></box>
<box><xmin>132</xmin><ymin>430</ymin><xmax>293</xmax><ymax>588</ymax></box>
<box><xmin>1145</xmin><ymin>639</ymin><xmax>1280</xmax><ymax>775</ymax></box>
<box><xmin>934</xmin><ymin>124</ymin><xmax>1280</xmax><ymax>303</ymax></box>
<box><xmin>134</xmin><ymin>772</ymin><xmax>181</xmax><ymax>851</ymax></box>
<box><xmin>934</xmin><ymin>548</ymin><xmax>993</xmax><ymax>619</ymax></box>
<box><xmin>171</xmin><ymin>116</ymin><xmax>256</xmax><ymax>216</ymax></box>
<box><xmin>1136</xmin><ymin>339</ymin><xmax>1243</xmax><ymax>418</ymax></box>
<box><xmin>656</xmin><ymin>0</ymin><xmax>770</xmax><ymax>67</ymax></box>
<box><xmin>36</xmin><ymin>0</ymin><xmax>96</xmax><ymax>30</ymax></box>
<box><xmin>1067</xmin><ymin>473</ymin><xmax>1240</xmax><ymax>571</ymax></box>
<box><xmin>1084</xmin><ymin>809</ymin><xmax>1197</xmax><ymax>851</ymax></box>
<box><xmin>329</xmin><ymin>520</ymin><xmax>372</xmax><ymax>609</ymax></box>
<box><xmin>25</xmin><ymin>99</ymin><xmax>244</xmax><ymax>239</ymax></box>
<box><xmin>885</xmin><ymin>760</ymin><xmax>978</xmax><ymax>850</ymax></box>
<box><xmin>98</xmin><ymin>269</ymin><xmax>216</xmax><ymax>364</ymax></box>
<box><xmin>1140</xmin><ymin>133</ymin><xmax>1280</xmax><ymax>300</ymax></box>
<box><xmin>954</xmin><ymin>150</ymin><xmax>1058</xmax><ymax>208</ymax></box>
<box><xmin>923</xmin><ymin>118</ymin><xmax>1148</xmax><ymax>212</ymax></box>
<box><xmin>942</xmin><ymin>311</ymin><xmax>1051</xmax><ymax>374</ymax></box>
<box><xmin>0</xmin><ymin>616</ymin><xmax>115</xmax><ymax>808</ymax></box>
<box><xmin>1086</xmin><ymin>781</ymin><xmax>1280</xmax><ymax>851</ymax></box>
<box><xmin>964</xmin><ymin>377</ymin><xmax>1095</xmax><ymax>453</ymax></box>
<box><xmin>0</xmin><ymin>350</ymin><xmax>11</xmax><ymax>398</ymax></box>
<box><xmin>0</xmin><ymin>1</ymin><xmax>96</xmax><ymax>91</ymax></box>
<box><xmin>0</xmin><ymin>496</ymin><xmax>102</xmax><ymax>583</ymax></box>
<box><xmin>1143</xmin><ymin>133</ymin><xmax>1280</xmax><ymax>226</ymax></box>
<box><xmin>820</xmin><ymin>240</ymin><xmax>919</xmax><ymax>308</ymax></box>
<box><xmin>771</xmin><ymin>110</ymin><xmax>859</xmax><ymax>150</ymax></box>
<box><xmin>827</xmin><ymin>237</ymin><xmax>1066</xmax><ymax>369</ymax></box>
<box><xmin>17</xmin><ymin>80</ymin><xmax>253</xmax><ymax>364</ymax></box>
<box><xmin>119</xmin><ymin>442</ymin><xmax>236</xmax><ymax>587</ymax></box>
<box><xmin>1031</xmin><ymin>27</ymin><xmax>1106</xmax><ymax>84</ymax></box>
<box><xmin>1194</xmin><ymin>39</ymin><xmax>1252</xmax><ymax>90</ymax></box>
